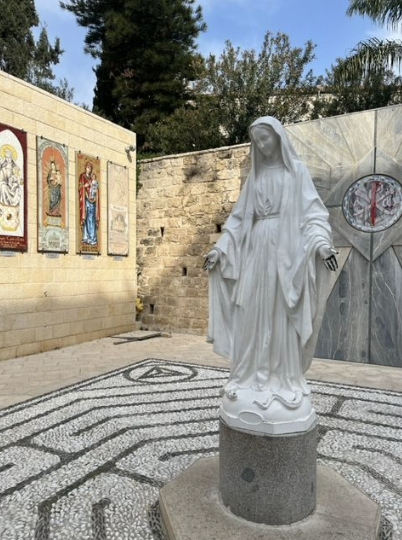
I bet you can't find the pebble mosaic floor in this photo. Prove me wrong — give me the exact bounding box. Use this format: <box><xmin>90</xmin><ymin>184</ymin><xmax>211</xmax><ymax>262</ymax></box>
<box><xmin>0</xmin><ymin>358</ymin><xmax>400</xmax><ymax>540</ymax></box>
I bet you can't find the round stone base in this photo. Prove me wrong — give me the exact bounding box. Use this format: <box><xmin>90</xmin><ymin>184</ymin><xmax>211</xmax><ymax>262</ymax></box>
<box><xmin>219</xmin><ymin>419</ymin><xmax>317</xmax><ymax>525</ymax></box>
<box><xmin>159</xmin><ymin>457</ymin><xmax>381</xmax><ymax>540</ymax></box>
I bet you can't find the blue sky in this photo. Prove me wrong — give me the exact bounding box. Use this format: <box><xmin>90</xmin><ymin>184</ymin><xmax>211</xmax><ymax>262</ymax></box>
<box><xmin>34</xmin><ymin>0</ymin><xmax>396</xmax><ymax>107</ymax></box>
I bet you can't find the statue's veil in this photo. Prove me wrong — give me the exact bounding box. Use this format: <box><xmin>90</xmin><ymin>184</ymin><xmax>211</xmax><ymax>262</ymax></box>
<box><xmin>249</xmin><ymin>116</ymin><xmax>299</xmax><ymax>178</ymax></box>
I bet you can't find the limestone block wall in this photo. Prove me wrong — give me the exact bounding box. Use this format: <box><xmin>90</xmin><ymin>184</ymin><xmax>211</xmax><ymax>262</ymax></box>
<box><xmin>137</xmin><ymin>145</ymin><xmax>250</xmax><ymax>334</ymax></box>
<box><xmin>0</xmin><ymin>71</ymin><xmax>136</xmax><ymax>361</ymax></box>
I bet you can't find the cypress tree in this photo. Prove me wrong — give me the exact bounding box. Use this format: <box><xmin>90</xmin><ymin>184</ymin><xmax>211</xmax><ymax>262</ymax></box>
<box><xmin>61</xmin><ymin>0</ymin><xmax>206</xmax><ymax>149</ymax></box>
<box><xmin>0</xmin><ymin>0</ymin><xmax>73</xmax><ymax>100</ymax></box>
<box><xmin>0</xmin><ymin>0</ymin><xmax>38</xmax><ymax>79</ymax></box>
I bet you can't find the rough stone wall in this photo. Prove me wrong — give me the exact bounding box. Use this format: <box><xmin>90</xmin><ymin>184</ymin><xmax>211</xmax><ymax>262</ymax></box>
<box><xmin>137</xmin><ymin>144</ymin><xmax>250</xmax><ymax>334</ymax></box>
<box><xmin>0</xmin><ymin>71</ymin><xmax>137</xmax><ymax>361</ymax></box>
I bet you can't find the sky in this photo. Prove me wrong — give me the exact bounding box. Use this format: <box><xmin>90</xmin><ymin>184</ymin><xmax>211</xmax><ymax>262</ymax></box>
<box><xmin>33</xmin><ymin>0</ymin><xmax>396</xmax><ymax>107</ymax></box>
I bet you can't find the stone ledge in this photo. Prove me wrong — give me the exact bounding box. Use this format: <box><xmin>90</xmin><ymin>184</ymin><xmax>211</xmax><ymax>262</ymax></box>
<box><xmin>160</xmin><ymin>457</ymin><xmax>381</xmax><ymax>540</ymax></box>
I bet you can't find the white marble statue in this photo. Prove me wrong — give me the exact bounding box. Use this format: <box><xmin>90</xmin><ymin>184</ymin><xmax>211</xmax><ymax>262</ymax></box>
<box><xmin>204</xmin><ymin>116</ymin><xmax>337</xmax><ymax>435</ymax></box>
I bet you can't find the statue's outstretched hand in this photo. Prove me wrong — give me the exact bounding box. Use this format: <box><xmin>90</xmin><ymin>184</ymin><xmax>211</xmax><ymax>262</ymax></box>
<box><xmin>203</xmin><ymin>249</ymin><xmax>220</xmax><ymax>271</ymax></box>
<box><xmin>319</xmin><ymin>245</ymin><xmax>338</xmax><ymax>272</ymax></box>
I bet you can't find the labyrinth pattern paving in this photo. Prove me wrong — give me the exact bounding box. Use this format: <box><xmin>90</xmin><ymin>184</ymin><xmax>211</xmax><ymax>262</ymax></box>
<box><xmin>0</xmin><ymin>359</ymin><xmax>400</xmax><ymax>540</ymax></box>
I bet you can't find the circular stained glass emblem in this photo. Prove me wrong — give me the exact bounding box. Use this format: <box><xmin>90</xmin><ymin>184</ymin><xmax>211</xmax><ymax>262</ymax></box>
<box><xmin>342</xmin><ymin>174</ymin><xmax>402</xmax><ymax>233</ymax></box>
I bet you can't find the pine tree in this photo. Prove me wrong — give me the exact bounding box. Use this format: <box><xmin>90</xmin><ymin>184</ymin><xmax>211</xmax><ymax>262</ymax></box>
<box><xmin>0</xmin><ymin>0</ymin><xmax>38</xmax><ymax>78</ymax></box>
<box><xmin>0</xmin><ymin>0</ymin><xmax>73</xmax><ymax>100</ymax></box>
<box><xmin>60</xmin><ymin>0</ymin><xmax>206</xmax><ymax>149</ymax></box>
<box><xmin>27</xmin><ymin>28</ymin><xmax>63</xmax><ymax>91</ymax></box>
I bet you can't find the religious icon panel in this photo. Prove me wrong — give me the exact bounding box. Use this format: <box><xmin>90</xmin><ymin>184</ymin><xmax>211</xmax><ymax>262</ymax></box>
<box><xmin>107</xmin><ymin>161</ymin><xmax>129</xmax><ymax>256</ymax></box>
<box><xmin>76</xmin><ymin>152</ymin><xmax>101</xmax><ymax>254</ymax></box>
<box><xmin>37</xmin><ymin>137</ymin><xmax>69</xmax><ymax>252</ymax></box>
<box><xmin>343</xmin><ymin>174</ymin><xmax>402</xmax><ymax>233</ymax></box>
<box><xmin>0</xmin><ymin>123</ymin><xmax>27</xmax><ymax>250</ymax></box>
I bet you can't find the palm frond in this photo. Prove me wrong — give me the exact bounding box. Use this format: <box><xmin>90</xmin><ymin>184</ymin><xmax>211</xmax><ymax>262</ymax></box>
<box><xmin>336</xmin><ymin>37</ymin><xmax>402</xmax><ymax>81</ymax></box>
<box><xmin>347</xmin><ymin>0</ymin><xmax>402</xmax><ymax>29</ymax></box>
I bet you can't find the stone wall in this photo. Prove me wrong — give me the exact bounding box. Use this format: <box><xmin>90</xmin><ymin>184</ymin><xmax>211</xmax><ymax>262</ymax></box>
<box><xmin>0</xmin><ymin>71</ymin><xmax>137</xmax><ymax>361</ymax></box>
<box><xmin>137</xmin><ymin>144</ymin><xmax>250</xmax><ymax>334</ymax></box>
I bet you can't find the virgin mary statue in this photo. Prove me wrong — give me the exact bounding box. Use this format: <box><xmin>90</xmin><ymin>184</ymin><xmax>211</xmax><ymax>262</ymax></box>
<box><xmin>205</xmin><ymin>116</ymin><xmax>337</xmax><ymax>435</ymax></box>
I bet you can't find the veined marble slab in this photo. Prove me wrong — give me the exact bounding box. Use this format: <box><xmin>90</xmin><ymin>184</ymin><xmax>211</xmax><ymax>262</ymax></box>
<box><xmin>374</xmin><ymin>148</ymin><xmax>402</xmax><ymax>178</ymax></box>
<box><xmin>315</xmin><ymin>249</ymin><xmax>369</xmax><ymax>362</ymax></box>
<box><xmin>393</xmin><ymin>246</ymin><xmax>402</xmax><ymax>266</ymax></box>
<box><xmin>373</xmin><ymin>217</ymin><xmax>402</xmax><ymax>260</ymax></box>
<box><xmin>370</xmin><ymin>247</ymin><xmax>402</xmax><ymax>367</ymax></box>
<box><xmin>376</xmin><ymin>106</ymin><xmax>402</xmax><ymax>160</ymax></box>
<box><xmin>329</xmin><ymin>207</ymin><xmax>371</xmax><ymax>260</ymax></box>
<box><xmin>325</xmin><ymin>150</ymin><xmax>376</xmax><ymax>207</ymax></box>
<box><xmin>288</xmin><ymin>113</ymin><xmax>374</xmax><ymax>169</ymax></box>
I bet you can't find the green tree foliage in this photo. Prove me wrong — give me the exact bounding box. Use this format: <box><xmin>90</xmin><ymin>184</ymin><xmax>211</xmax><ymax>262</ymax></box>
<box><xmin>147</xmin><ymin>96</ymin><xmax>223</xmax><ymax>155</ymax></box>
<box><xmin>312</xmin><ymin>59</ymin><xmax>402</xmax><ymax>118</ymax></box>
<box><xmin>26</xmin><ymin>27</ymin><xmax>69</xmax><ymax>97</ymax></box>
<box><xmin>60</xmin><ymin>0</ymin><xmax>206</xmax><ymax>149</ymax></box>
<box><xmin>148</xmin><ymin>31</ymin><xmax>317</xmax><ymax>154</ymax></box>
<box><xmin>0</xmin><ymin>0</ymin><xmax>38</xmax><ymax>79</ymax></box>
<box><xmin>347</xmin><ymin>0</ymin><xmax>402</xmax><ymax>28</ymax></box>
<box><xmin>340</xmin><ymin>0</ymin><xmax>402</xmax><ymax>79</ymax></box>
<box><xmin>0</xmin><ymin>0</ymin><xmax>73</xmax><ymax>100</ymax></box>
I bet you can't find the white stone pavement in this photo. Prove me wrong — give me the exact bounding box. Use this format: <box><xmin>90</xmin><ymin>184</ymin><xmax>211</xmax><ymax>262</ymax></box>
<box><xmin>1</xmin><ymin>331</ymin><xmax>402</xmax><ymax>410</ymax></box>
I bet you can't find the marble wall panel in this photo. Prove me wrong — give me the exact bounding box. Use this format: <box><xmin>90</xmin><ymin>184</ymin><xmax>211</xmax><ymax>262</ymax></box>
<box><xmin>312</xmin><ymin>248</ymin><xmax>351</xmax><ymax>359</ymax></box>
<box><xmin>327</xmin><ymin>247</ymin><xmax>351</xmax><ymax>292</ymax></box>
<box><xmin>328</xmin><ymin>207</ymin><xmax>351</xmax><ymax>247</ymax></box>
<box><xmin>329</xmin><ymin>207</ymin><xmax>371</xmax><ymax>259</ymax></box>
<box><xmin>287</xmin><ymin>121</ymin><xmax>352</xmax><ymax>196</ymax></box>
<box><xmin>288</xmin><ymin>112</ymin><xmax>375</xmax><ymax>204</ymax></box>
<box><xmin>370</xmin><ymin>148</ymin><xmax>402</xmax><ymax>257</ymax></box>
<box><xmin>393</xmin><ymin>246</ymin><xmax>402</xmax><ymax>266</ymax></box>
<box><xmin>374</xmin><ymin>148</ymin><xmax>402</xmax><ymax>178</ymax></box>
<box><xmin>288</xmin><ymin>118</ymin><xmax>356</xmax><ymax>167</ymax></box>
<box><xmin>315</xmin><ymin>249</ymin><xmax>370</xmax><ymax>362</ymax></box>
<box><xmin>325</xmin><ymin>150</ymin><xmax>376</xmax><ymax>206</ymax></box>
<box><xmin>370</xmin><ymin>247</ymin><xmax>402</xmax><ymax>367</ymax></box>
<box><xmin>331</xmin><ymin>228</ymin><xmax>352</xmax><ymax>248</ymax></box>
<box><xmin>376</xmin><ymin>106</ymin><xmax>402</xmax><ymax>162</ymax></box>
<box><xmin>373</xmin><ymin>217</ymin><xmax>402</xmax><ymax>260</ymax></box>
<box><xmin>286</xmin><ymin>132</ymin><xmax>333</xmax><ymax>195</ymax></box>
<box><xmin>304</xmin><ymin>162</ymin><xmax>332</xmax><ymax>201</ymax></box>
<box><xmin>332</xmin><ymin>111</ymin><xmax>375</xmax><ymax>163</ymax></box>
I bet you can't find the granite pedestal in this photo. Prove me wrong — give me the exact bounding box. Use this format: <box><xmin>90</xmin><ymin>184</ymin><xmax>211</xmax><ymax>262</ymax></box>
<box><xmin>159</xmin><ymin>457</ymin><xmax>381</xmax><ymax>540</ymax></box>
<box><xmin>219</xmin><ymin>419</ymin><xmax>317</xmax><ymax>525</ymax></box>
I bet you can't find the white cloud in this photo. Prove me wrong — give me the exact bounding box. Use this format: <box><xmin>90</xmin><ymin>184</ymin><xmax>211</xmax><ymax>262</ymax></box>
<box><xmin>366</xmin><ymin>25</ymin><xmax>402</xmax><ymax>41</ymax></box>
<box><xmin>364</xmin><ymin>25</ymin><xmax>402</xmax><ymax>75</ymax></box>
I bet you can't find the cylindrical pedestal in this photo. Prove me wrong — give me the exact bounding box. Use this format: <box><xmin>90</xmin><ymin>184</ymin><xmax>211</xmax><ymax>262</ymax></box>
<box><xmin>219</xmin><ymin>418</ymin><xmax>317</xmax><ymax>525</ymax></box>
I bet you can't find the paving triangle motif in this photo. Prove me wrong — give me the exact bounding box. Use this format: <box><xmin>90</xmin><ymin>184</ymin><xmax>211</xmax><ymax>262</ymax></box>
<box><xmin>124</xmin><ymin>361</ymin><xmax>197</xmax><ymax>384</ymax></box>
<box><xmin>137</xmin><ymin>366</ymin><xmax>189</xmax><ymax>380</ymax></box>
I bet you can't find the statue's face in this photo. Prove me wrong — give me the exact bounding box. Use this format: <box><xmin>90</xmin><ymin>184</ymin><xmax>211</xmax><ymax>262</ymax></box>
<box><xmin>252</xmin><ymin>125</ymin><xmax>280</xmax><ymax>159</ymax></box>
